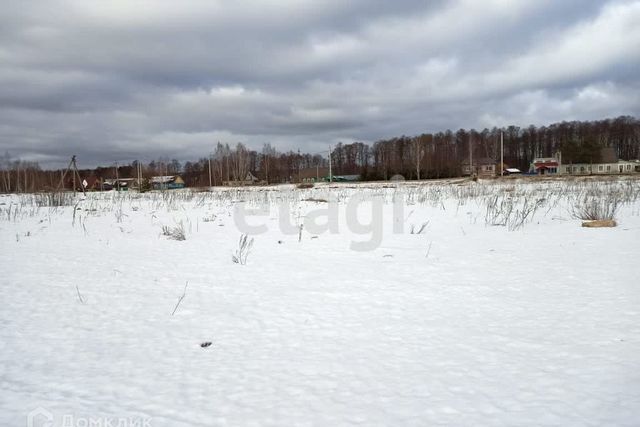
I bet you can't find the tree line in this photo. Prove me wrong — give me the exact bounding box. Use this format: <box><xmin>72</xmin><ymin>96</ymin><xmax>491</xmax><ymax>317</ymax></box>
<box><xmin>1</xmin><ymin>116</ymin><xmax>638</xmax><ymax>192</ymax></box>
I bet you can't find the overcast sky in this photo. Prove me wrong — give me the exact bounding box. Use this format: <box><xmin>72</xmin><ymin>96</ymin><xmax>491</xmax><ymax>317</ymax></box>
<box><xmin>1</xmin><ymin>0</ymin><xmax>639</xmax><ymax>168</ymax></box>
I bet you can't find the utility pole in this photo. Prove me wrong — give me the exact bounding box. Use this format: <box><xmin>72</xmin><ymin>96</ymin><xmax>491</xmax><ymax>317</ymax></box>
<box><xmin>225</xmin><ymin>144</ymin><xmax>229</xmax><ymax>184</ymax></box>
<box><xmin>72</xmin><ymin>156</ymin><xmax>86</xmax><ymax>196</ymax></box>
<box><xmin>469</xmin><ymin>134</ymin><xmax>473</xmax><ymax>177</ymax></box>
<box><xmin>55</xmin><ymin>155</ymin><xmax>86</xmax><ymax>196</ymax></box>
<box><xmin>500</xmin><ymin>131</ymin><xmax>504</xmax><ymax>177</ymax></box>
<box><xmin>115</xmin><ymin>162</ymin><xmax>119</xmax><ymax>192</ymax></box>
<box><xmin>328</xmin><ymin>145</ymin><xmax>333</xmax><ymax>182</ymax></box>
<box><xmin>208</xmin><ymin>154</ymin><xmax>212</xmax><ymax>187</ymax></box>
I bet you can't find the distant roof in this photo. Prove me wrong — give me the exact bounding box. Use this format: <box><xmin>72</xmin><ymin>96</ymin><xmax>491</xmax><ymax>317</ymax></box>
<box><xmin>151</xmin><ymin>175</ymin><xmax>177</xmax><ymax>183</ymax></box>
<box><xmin>535</xmin><ymin>162</ymin><xmax>558</xmax><ymax>169</ymax></box>
<box><xmin>104</xmin><ymin>178</ymin><xmax>133</xmax><ymax>185</ymax></box>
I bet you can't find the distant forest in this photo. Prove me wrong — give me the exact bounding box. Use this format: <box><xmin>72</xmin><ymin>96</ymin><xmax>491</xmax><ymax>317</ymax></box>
<box><xmin>1</xmin><ymin>115</ymin><xmax>639</xmax><ymax>192</ymax></box>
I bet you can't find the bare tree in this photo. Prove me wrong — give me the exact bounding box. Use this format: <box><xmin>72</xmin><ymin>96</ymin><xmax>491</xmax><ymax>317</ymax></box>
<box><xmin>231</xmin><ymin>142</ymin><xmax>250</xmax><ymax>184</ymax></box>
<box><xmin>262</xmin><ymin>143</ymin><xmax>276</xmax><ymax>184</ymax></box>
<box><xmin>411</xmin><ymin>135</ymin><xmax>425</xmax><ymax>180</ymax></box>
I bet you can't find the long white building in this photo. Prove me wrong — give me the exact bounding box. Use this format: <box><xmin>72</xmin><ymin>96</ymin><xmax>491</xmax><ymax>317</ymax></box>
<box><xmin>529</xmin><ymin>148</ymin><xmax>640</xmax><ymax>176</ymax></box>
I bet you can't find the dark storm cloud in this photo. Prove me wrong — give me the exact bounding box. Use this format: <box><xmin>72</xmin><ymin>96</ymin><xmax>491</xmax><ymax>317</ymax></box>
<box><xmin>1</xmin><ymin>0</ymin><xmax>639</xmax><ymax>168</ymax></box>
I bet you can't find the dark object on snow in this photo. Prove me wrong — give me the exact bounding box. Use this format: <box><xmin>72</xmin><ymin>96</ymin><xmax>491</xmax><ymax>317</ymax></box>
<box><xmin>582</xmin><ymin>219</ymin><xmax>616</xmax><ymax>228</ymax></box>
<box><xmin>200</xmin><ymin>342</ymin><xmax>212</xmax><ymax>348</ymax></box>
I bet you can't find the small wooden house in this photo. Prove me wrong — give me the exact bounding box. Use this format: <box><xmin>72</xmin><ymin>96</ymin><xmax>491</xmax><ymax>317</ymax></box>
<box><xmin>530</xmin><ymin>157</ymin><xmax>560</xmax><ymax>175</ymax></box>
<box><xmin>298</xmin><ymin>167</ymin><xmax>329</xmax><ymax>183</ymax></box>
<box><xmin>104</xmin><ymin>178</ymin><xmax>135</xmax><ymax>191</ymax></box>
<box><xmin>461</xmin><ymin>158</ymin><xmax>497</xmax><ymax>178</ymax></box>
<box><xmin>223</xmin><ymin>172</ymin><xmax>259</xmax><ymax>186</ymax></box>
<box><xmin>151</xmin><ymin>175</ymin><xmax>185</xmax><ymax>190</ymax></box>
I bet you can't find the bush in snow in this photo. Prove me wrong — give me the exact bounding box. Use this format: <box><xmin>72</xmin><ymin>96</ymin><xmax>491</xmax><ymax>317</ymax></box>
<box><xmin>572</xmin><ymin>196</ymin><xmax>619</xmax><ymax>222</ymax></box>
<box><xmin>162</xmin><ymin>222</ymin><xmax>186</xmax><ymax>241</ymax></box>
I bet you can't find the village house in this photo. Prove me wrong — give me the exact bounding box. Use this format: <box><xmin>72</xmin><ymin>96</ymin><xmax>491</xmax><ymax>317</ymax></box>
<box><xmin>298</xmin><ymin>167</ymin><xmax>329</xmax><ymax>183</ymax></box>
<box><xmin>295</xmin><ymin>168</ymin><xmax>360</xmax><ymax>183</ymax></box>
<box><xmin>461</xmin><ymin>158</ymin><xmax>497</xmax><ymax>178</ymax></box>
<box><xmin>530</xmin><ymin>148</ymin><xmax>640</xmax><ymax>176</ymax></box>
<box><xmin>562</xmin><ymin>147</ymin><xmax>640</xmax><ymax>175</ymax></box>
<box><xmin>104</xmin><ymin>178</ymin><xmax>135</xmax><ymax>191</ymax></box>
<box><xmin>223</xmin><ymin>172</ymin><xmax>259</xmax><ymax>186</ymax></box>
<box><xmin>64</xmin><ymin>176</ymin><xmax>131</xmax><ymax>192</ymax></box>
<box><xmin>530</xmin><ymin>156</ymin><xmax>560</xmax><ymax>175</ymax></box>
<box><xmin>151</xmin><ymin>175</ymin><xmax>185</xmax><ymax>190</ymax></box>
<box><xmin>563</xmin><ymin>160</ymin><xmax>640</xmax><ymax>175</ymax></box>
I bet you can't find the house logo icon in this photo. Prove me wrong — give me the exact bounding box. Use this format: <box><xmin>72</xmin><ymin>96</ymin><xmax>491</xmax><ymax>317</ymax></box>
<box><xmin>27</xmin><ymin>407</ymin><xmax>53</xmax><ymax>427</ymax></box>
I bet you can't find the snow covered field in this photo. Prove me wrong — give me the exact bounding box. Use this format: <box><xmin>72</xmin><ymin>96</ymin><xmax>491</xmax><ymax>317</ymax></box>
<box><xmin>1</xmin><ymin>177</ymin><xmax>639</xmax><ymax>426</ymax></box>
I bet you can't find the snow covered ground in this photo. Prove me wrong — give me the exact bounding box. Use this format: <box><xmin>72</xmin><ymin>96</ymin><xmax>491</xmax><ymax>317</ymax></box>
<box><xmin>1</xmin><ymin>177</ymin><xmax>639</xmax><ymax>426</ymax></box>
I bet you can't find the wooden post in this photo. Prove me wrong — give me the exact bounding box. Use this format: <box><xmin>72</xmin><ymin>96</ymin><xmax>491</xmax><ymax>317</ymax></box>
<box><xmin>71</xmin><ymin>156</ymin><xmax>86</xmax><ymax>196</ymax></box>
<box><xmin>328</xmin><ymin>145</ymin><xmax>332</xmax><ymax>182</ymax></box>
<box><xmin>55</xmin><ymin>156</ymin><xmax>76</xmax><ymax>192</ymax></box>
<box><xmin>500</xmin><ymin>131</ymin><xmax>504</xmax><ymax>177</ymax></box>
<box><xmin>115</xmin><ymin>162</ymin><xmax>119</xmax><ymax>192</ymax></box>
<box><xmin>469</xmin><ymin>134</ymin><xmax>473</xmax><ymax>177</ymax></box>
